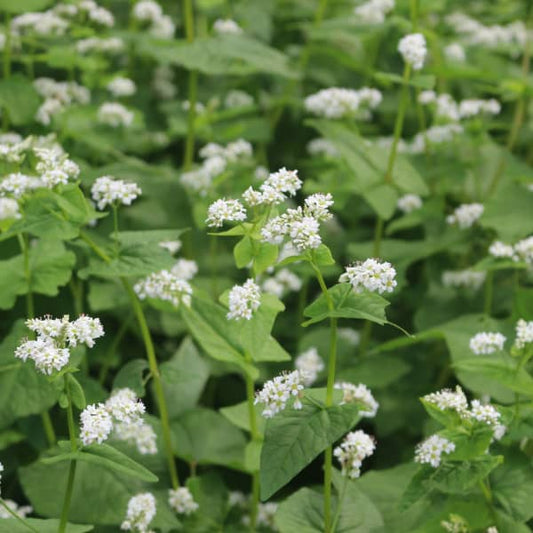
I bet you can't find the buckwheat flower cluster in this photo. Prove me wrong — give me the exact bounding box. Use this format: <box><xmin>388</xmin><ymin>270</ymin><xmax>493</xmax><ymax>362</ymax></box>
<box><xmin>152</xmin><ymin>65</ymin><xmax>177</xmax><ymax>100</ymax></box>
<box><xmin>159</xmin><ymin>240</ymin><xmax>181</xmax><ymax>255</ymax></box>
<box><xmin>354</xmin><ymin>0</ymin><xmax>394</xmax><ymax>24</ymax></box>
<box><xmin>334</xmin><ymin>382</ymin><xmax>379</xmax><ymax>417</ymax></box>
<box><xmin>106</xmin><ymin>388</ymin><xmax>146</xmax><ymax>423</ymax></box>
<box><xmin>307</xmin><ymin>138</ymin><xmax>339</xmax><ymax>158</ymax></box>
<box><xmin>35</xmin><ymin>148</ymin><xmax>80</xmax><ymax>188</ymax></box>
<box><xmin>255</xmin><ymin>370</ymin><xmax>305</xmax><ymax>418</ymax></box>
<box><xmin>242</xmin><ymin>167</ymin><xmax>302</xmax><ymax>207</ymax></box>
<box><xmin>213</xmin><ymin>18</ymin><xmax>243</xmax><ymax>36</ymax></box>
<box><xmin>339</xmin><ymin>258</ymin><xmax>397</xmax><ymax>294</ymax></box>
<box><xmin>1</xmin><ymin>173</ymin><xmax>43</xmax><ymax>198</ymax></box>
<box><xmin>459</xmin><ymin>99</ymin><xmax>501</xmax><ymax>119</ymax></box>
<box><xmin>171</xmin><ymin>259</ymin><xmax>198</xmax><ymax>281</ymax></box>
<box><xmin>121</xmin><ymin>492</ymin><xmax>156</xmax><ymax>533</ymax></box>
<box><xmin>132</xmin><ymin>0</ymin><xmax>175</xmax><ymax>39</ymax></box>
<box><xmin>444</xmin><ymin>43</ymin><xmax>466</xmax><ymax>62</ymax></box>
<box><xmin>415</xmin><ymin>435</ymin><xmax>455</xmax><ymax>467</ymax></box>
<box><xmin>76</xmin><ymin>37</ymin><xmax>125</xmax><ymax>55</ymax></box>
<box><xmin>80</xmin><ymin>403</ymin><xmax>113</xmax><ymax>445</ymax></box>
<box><xmin>514</xmin><ymin>236</ymin><xmax>533</xmax><ymax>264</ymax></box>
<box><xmin>514</xmin><ymin>319</ymin><xmax>533</xmax><ymax>350</ymax></box>
<box><xmin>79</xmin><ymin>0</ymin><xmax>114</xmax><ymax>27</ymax></box>
<box><xmin>489</xmin><ymin>241</ymin><xmax>515</xmax><ymax>259</ymax></box>
<box><xmin>409</xmin><ymin>124</ymin><xmax>463</xmax><ymax>153</ymax></box>
<box><xmin>224</xmin><ymin>90</ymin><xmax>254</xmax><ymax>109</ymax></box>
<box><xmin>338</xmin><ymin>328</ymin><xmax>361</xmax><ymax>346</ymax></box>
<box><xmin>397</xmin><ymin>194</ymin><xmax>422</xmax><ymax>214</ymax></box>
<box><xmin>262</xmin><ymin>268</ymin><xmax>303</xmax><ymax>298</ymax></box>
<box><xmin>256</xmin><ymin>503</ymin><xmax>278</xmax><ymax>529</ymax></box>
<box><xmin>446</xmin><ymin>203</ymin><xmax>484</xmax><ymax>228</ymax></box>
<box><xmin>97</xmin><ymin>102</ymin><xmax>134</xmax><ymax>127</ymax></box>
<box><xmin>168</xmin><ymin>487</ymin><xmax>199</xmax><ymax>516</ymax></box>
<box><xmin>12</xmin><ymin>11</ymin><xmax>69</xmax><ymax>37</ymax></box>
<box><xmin>469</xmin><ymin>332</ymin><xmax>506</xmax><ymax>355</ymax></box>
<box><xmin>423</xmin><ymin>386</ymin><xmax>469</xmax><ymax>416</ymax></box>
<box><xmin>91</xmin><ymin>176</ymin><xmax>142</xmax><ymax>210</ymax></box>
<box><xmin>398</xmin><ymin>33</ymin><xmax>427</xmax><ymax>70</ymax></box>
<box><xmin>442</xmin><ymin>269</ymin><xmax>486</xmax><ymax>290</ymax></box>
<box><xmin>0</xmin><ymin>197</ymin><xmax>21</xmax><ymax>221</ymax></box>
<box><xmin>304</xmin><ymin>87</ymin><xmax>382</xmax><ymax>119</ymax></box>
<box><xmin>470</xmin><ymin>400</ymin><xmax>501</xmax><ymax>426</ymax></box>
<box><xmin>227</xmin><ymin>279</ymin><xmax>261</xmax><ymax>321</ymax></box>
<box><xmin>295</xmin><ymin>347</ymin><xmax>325</xmax><ymax>386</ymax></box>
<box><xmin>134</xmin><ymin>270</ymin><xmax>193</xmax><ymax>308</ymax></box>
<box><xmin>0</xmin><ymin>499</ymin><xmax>33</xmax><ymax>519</ymax></box>
<box><xmin>107</xmin><ymin>77</ymin><xmax>137</xmax><ymax>98</ymax></box>
<box><xmin>334</xmin><ymin>430</ymin><xmax>375</xmax><ymax>479</ymax></box>
<box><xmin>206</xmin><ymin>199</ymin><xmax>247</xmax><ymax>227</ymax></box>
<box><xmin>113</xmin><ymin>420</ymin><xmax>158</xmax><ymax>455</ymax></box>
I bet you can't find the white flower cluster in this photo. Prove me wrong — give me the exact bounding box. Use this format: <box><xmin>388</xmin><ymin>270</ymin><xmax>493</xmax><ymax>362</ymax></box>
<box><xmin>0</xmin><ymin>174</ymin><xmax>42</xmax><ymax>200</ymax></box>
<box><xmin>76</xmin><ymin>37</ymin><xmax>125</xmax><ymax>55</ymax></box>
<box><xmin>339</xmin><ymin>258</ymin><xmax>397</xmax><ymax>294</ymax></box>
<box><xmin>134</xmin><ymin>270</ymin><xmax>193</xmax><ymax>308</ymax></box>
<box><xmin>227</xmin><ymin>279</ymin><xmax>261</xmax><ymax>321</ymax></box>
<box><xmin>407</xmin><ymin>124</ymin><xmax>464</xmax><ymax>153</ymax></box>
<box><xmin>446</xmin><ymin>13</ymin><xmax>527</xmax><ymax>50</ymax></box>
<box><xmin>304</xmin><ymin>87</ymin><xmax>382</xmax><ymax>119</ymax></box>
<box><xmin>252</xmin><ymin>503</ymin><xmax>278</xmax><ymax>529</ymax></box>
<box><xmin>419</xmin><ymin>92</ymin><xmax>500</xmax><ymax>122</ymax></box>
<box><xmin>213</xmin><ymin>18</ymin><xmax>244</xmax><ymax>36</ymax></box>
<box><xmin>0</xmin><ymin>499</ymin><xmax>33</xmax><ymax>519</ymax></box>
<box><xmin>334</xmin><ymin>430</ymin><xmax>375</xmax><ymax>479</ymax></box>
<box><xmin>206</xmin><ymin>199</ymin><xmax>247</xmax><ymax>227</ymax></box>
<box><xmin>334</xmin><ymin>382</ymin><xmax>379</xmax><ymax>417</ymax></box>
<box><xmin>170</xmin><ymin>259</ymin><xmax>198</xmax><ymax>281</ymax></box>
<box><xmin>0</xmin><ymin>197</ymin><xmax>21</xmax><ymax>221</ymax></box>
<box><xmin>81</xmin><ymin>388</ymin><xmax>157</xmax><ymax>454</ymax></box>
<box><xmin>459</xmin><ymin>99</ymin><xmax>501</xmax><ymax>119</ymax></box>
<box><xmin>295</xmin><ymin>347</ymin><xmax>324</xmax><ymax>386</ymax></box>
<box><xmin>181</xmin><ymin>139</ymin><xmax>253</xmax><ymax>196</ymax></box>
<box><xmin>423</xmin><ymin>386</ymin><xmax>469</xmax><ymax>416</ymax></box>
<box><xmin>78</xmin><ymin>0</ymin><xmax>114</xmax><ymax>27</ymax></box>
<box><xmin>121</xmin><ymin>492</ymin><xmax>156</xmax><ymax>533</ymax></box>
<box><xmin>470</xmin><ymin>400</ymin><xmax>501</xmax><ymax>426</ymax></box>
<box><xmin>97</xmin><ymin>102</ymin><xmax>134</xmax><ymax>128</ymax></box>
<box><xmin>12</xmin><ymin>10</ymin><xmax>69</xmax><ymax>37</ymax></box>
<box><xmin>397</xmin><ymin>194</ymin><xmax>422</xmax><ymax>214</ymax></box>
<box><xmin>354</xmin><ymin>0</ymin><xmax>394</xmax><ymax>24</ymax></box>
<box><xmin>469</xmin><ymin>332</ymin><xmax>506</xmax><ymax>355</ymax></box>
<box><xmin>261</xmin><ymin>193</ymin><xmax>333</xmax><ymax>252</ymax></box>
<box><xmin>514</xmin><ymin>236</ymin><xmax>533</xmax><ymax>264</ymax></box>
<box><xmin>415</xmin><ymin>434</ymin><xmax>455</xmax><ymax>467</ymax></box>
<box><xmin>307</xmin><ymin>138</ymin><xmax>339</xmax><ymax>158</ymax></box>
<box><xmin>34</xmin><ymin>78</ymin><xmax>90</xmax><ymax>125</ymax></box>
<box><xmin>338</xmin><ymin>328</ymin><xmax>361</xmax><ymax>346</ymax></box>
<box><xmin>132</xmin><ymin>0</ymin><xmax>175</xmax><ymax>39</ymax></box>
<box><xmin>91</xmin><ymin>176</ymin><xmax>142</xmax><ymax>210</ymax></box>
<box><xmin>224</xmin><ymin>90</ymin><xmax>254</xmax><ymax>109</ymax></box>
<box><xmin>442</xmin><ymin>269</ymin><xmax>486</xmax><ymax>290</ymax></box>
<box><xmin>242</xmin><ymin>167</ymin><xmax>302</xmax><ymax>207</ymax></box>
<box><xmin>159</xmin><ymin>240</ymin><xmax>181</xmax><ymax>255</ymax></box>
<box><xmin>262</xmin><ymin>268</ymin><xmax>302</xmax><ymax>298</ymax></box>
<box><xmin>15</xmin><ymin>315</ymin><xmax>104</xmax><ymax>375</ymax></box>
<box><xmin>398</xmin><ymin>33</ymin><xmax>427</xmax><ymax>70</ymax></box>
<box><xmin>152</xmin><ymin>65</ymin><xmax>177</xmax><ymax>100</ymax></box>
<box><xmin>255</xmin><ymin>370</ymin><xmax>304</xmax><ymax>418</ymax></box>
<box><xmin>35</xmin><ymin>148</ymin><xmax>80</xmax><ymax>188</ymax></box>
<box><xmin>444</xmin><ymin>43</ymin><xmax>466</xmax><ymax>62</ymax></box>
<box><xmin>515</xmin><ymin>319</ymin><xmax>533</xmax><ymax>350</ymax></box>
<box><xmin>446</xmin><ymin>203</ymin><xmax>484</xmax><ymax>229</ymax></box>
<box><xmin>489</xmin><ymin>241</ymin><xmax>515</xmax><ymax>260</ymax></box>
<box><xmin>107</xmin><ymin>77</ymin><xmax>137</xmax><ymax>98</ymax></box>
<box><xmin>168</xmin><ymin>487</ymin><xmax>199</xmax><ymax>516</ymax></box>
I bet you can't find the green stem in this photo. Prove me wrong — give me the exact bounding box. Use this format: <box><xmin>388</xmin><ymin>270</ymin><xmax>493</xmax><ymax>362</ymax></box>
<box><xmin>209</xmin><ymin>235</ymin><xmax>219</xmax><ymax>297</ymax></box>
<box><xmin>112</xmin><ymin>205</ymin><xmax>120</xmax><ymax>258</ymax></box>
<box><xmin>41</xmin><ymin>412</ymin><xmax>56</xmax><ymax>447</ymax></box>
<box><xmin>245</xmin><ymin>357</ymin><xmax>259</xmax><ymax>531</ymax></box>
<box><xmin>0</xmin><ymin>499</ymin><xmax>38</xmax><ymax>532</ymax></box>
<box><xmin>183</xmin><ymin>0</ymin><xmax>197</xmax><ymax>170</ymax></box>
<box><xmin>484</xmin><ymin>270</ymin><xmax>494</xmax><ymax>316</ymax></box>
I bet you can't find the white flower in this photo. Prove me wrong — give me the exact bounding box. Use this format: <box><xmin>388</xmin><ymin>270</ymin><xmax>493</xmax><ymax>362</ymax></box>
<box><xmin>444</xmin><ymin>43</ymin><xmax>466</xmax><ymax>62</ymax></box>
<box><xmin>67</xmin><ymin>316</ymin><xmax>105</xmax><ymax>347</ymax></box>
<box><xmin>107</xmin><ymin>77</ymin><xmax>137</xmax><ymax>98</ymax></box>
<box><xmin>106</xmin><ymin>388</ymin><xmax>145</xmax><ymax>424</ymax></box>
<box><xmin>0</xmin><ymin>499</ymin><xmax>33</xmax><ymax>519</ymax></box>
<box><xmin>304</xmin><ymin>87</ymin><xmax>382</xmax><ymax>119</ymax></box>
<box><xmin>262</xmin><ymin>167</ymin><xmax>302</xmax><ymax>198</ymax></box>
<box><xmin>338</xmin><ymin>328</ymin><xmax>361</xmax><ymax>346</ymax></box>
<box><xmin>459</xmin><ymin>99</ymin><xmax>501</xmax><ymax>119</ymax></box>
<box><xmin>397</xmin><ymin>194</ymin><xmax>422</xmax><ymax>214</ymax></box>
<box><xmin>80</xmin><ymin>403</ymin><xmax>113</xmax><ymax>446</ymax></box>
<box><xmin>132</xmin><ymin>0</ymin><xmax>163</xmax><ymax>22</ymax></box>
<box><xmin>469</xmin><ymin>332</ymin><xmax>506</xmax><ymax>355</ymax></box>
<box><xmin>295</xmin><ymin>347</ymin><xmax>324</xmax><ymax>386</ymax></box>
<box><xmin>171</xmin><ymin>259</ymin><xmax>198</xmax><ymax>281</ymax></box>
<box><xmin>418</xmin><ymin>90</ymin><xmax>436</xmax><ymax>104</ymax></box>
<box><xmin>514</xmin><ymin>319</ymin><xmax>533</xmax><ymax>349</ymax></box>
<box><xmin>423</xmin><ymin>386</ymin><xmax>469</xmax><ymax>416</ymax></box>
<box><xmin>489</xmin><ymin>241</ymin><xmax>515</xmax><ymax>259</ymax></box>
<box><xmin>514</xmin><ymin>236</ymin><xmax>533</xmax><ymax>264</ymax></box>
<box><xmin>15</xmin><ymin>338</ymin><xmax>70</xmax><ymax>375</ymax></box>
<box><xmin>334</xmin><ymin>430</ymin><xmax>375</xmax><ymax>478</ymax></box>
<box><xmin>0</xmin><ymin>197</ymin><xmax>21</xmax><ymax>221</ymax></box>
<box><xmin>213</xmin><ymin>18</ymin><xmax>243</xmax><ymax>35</ymax></box>
<box><xmin>228</xmin><ymin>491</ymin><xmax>247</xmax><ymax>508</ymax></box>
<box><xmin>354</xmin><ymin>0</ymin><xmax>394</xmax><ymax>24</ymax></box>
<box><xmin>12</xmin><ymin>11</ymin><xmax>68</xmax><ymax>36</ymax></box>
<box><xmin>114</xmin><ymin>419</ymin><xmax>157</xmax><ymax>455</ymax></box>
<box><xmin>304</xmin><ymin>193</ymin><xmax>334</xmax><ymax>221</ymax></box>
<box><xmin>224</xmin><ymin>90</ymin><xmax>254</xmax><ymax>109</ymax></box>
<box><xmin>254</xmin><ymin>166</ymin><xmax>269</xmax><ymax>181</ymax></box>
<box><xmin>150</xmin><ymin>14</ymin><xmax>174</xmax><ymax>39</ymax></box>
<box><xmin>227</xmin><ymin>279</ymin><xmax>261</xmax><ymax>321</ymax></box>
<box><xmin>91</xmin><ymin>176</ymin><xmax>141</xmax><ymax>210</ymax></box>
<box><xmin>442</xmin><ymin>269</ymin><xmax>486</xmax><ymax>290</ymax></box>
<box><xmin>398</xmin><ymin>33</ymin><xmax>427</xmax><ymax>70</ymax></box>
<box><xmin>340</xmin><ymin>258</ymin><xmax>397</xmax><ymax>294</ymax></box>
<box><xmin>34</xmin><ymin>148</ymin><xmax>80</xmax><ymax>188</ymax></box>
<box><xmin>446</xmin><ymin>203</ymin><xmax>484</xmax><ymax>228</ymax></box>
<box><xmin>415</xmin><ymin>434</ymin><xmax>455</xmax><ymax>467</ymax></box>
<box><xmin>97</xmin><ymin>102</ymin><xmax>134</xmax><ymax>127</ymax></box>
<box><xmin>152</xmin><ymin>65</ymin><xmax>176</xmax><ymax>100</ymax></box>
<box><xmin>168</xmin><ymin>487</ymin><xmax>199</xmax><ymax>515</ymax></box>
<box><xmin>121</xmin><ymin>493</ymin><xmax>156</xmax><ymax>532</ymax></box>
<box><xmin>134</xmin><ymin>270</ymin><xmax>193</xmax><ymax>307</ymax></box>
<box><xmin>262</xmin><ymin>268</ymin><xmax>302</xmax><ymax>298</ymax></box>
<box><xmin>255</xmin><ymin>370</ymin><xmax>304</xmax><ymax>418</ymax></box>
<box><xmin>256</xmin><ymin>502</ymin><xmax>278</xmax><ymax>528</ymax></box>
<box><xmin>159</xmin><ymin>240</ymin><xmax>181</xmax><ymax>255</ymax></box>
<box><xmin>334</xmin><ymin>382</ymin><xmax>379</xmax><ymax>417</ymax></box>
<box><xmin>289</xmin><ymin>216</ymin><xmax>322</xmax><ymax>251</ymax></box>
<box><xmin>76</xmin><ymin>37</ymin><xmax>124</xmax><ymax>55</ymax></box>
<box><xmin>206</xmin><ymin>198</ymin><xmax>247</xmax><ymax>227</ymax></box>
<box><xmin>307</xmin><ymin>138</ymin><xmax>339</xmax><ymax>158</ymax></box>
<box><xmin>470</xmin><ymin>400</ymin><xmax>501</xmax><ymax>426</ymax></box>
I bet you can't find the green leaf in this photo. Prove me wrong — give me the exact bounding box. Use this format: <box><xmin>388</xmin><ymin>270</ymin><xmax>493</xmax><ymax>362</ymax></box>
<box><xmin>303</xmin><ymin>283</ymin><xmax>389</xmax><ymax>327</ymax></box>
<box><xmin>260</xmin><ymin>400</ymin><xmax>360</xmax><ymax>500</ymax></box>
<box><xmin>113</xmin><ymin>359</ymin><xmax>149</xmax><ymax>397</ymax></box>
<box><xmin>220</xmin><ymin>400</ymin><xmax>266</xmax><ymax>436</ymax></box>
<box><xmin>67</xmin><ymin>374</ymin><xmax>87</xmax><ymax>410</ymax></box>
<box><xmin>337</xmin><ymin>355</ymin><xmax>410</xmax><ymax>389</ymax></box>
<box><xmin>116</xmin><ymin>229</ymin><xmax>188</xmax><ymax>246</ymax></box>
<box><xmin>42</xmin><ymin>442</ymin><xmax>158</xmax><ymax>482</ymax></box>
<box><xmin>0</xmin><ymin>519</ymin><xmax>92</xmax><ymax>533</ymax></box>
<box><xmin>0</xmin><ymin>75</ymin><xmax>40</xmax><ymax>124</ymax></box>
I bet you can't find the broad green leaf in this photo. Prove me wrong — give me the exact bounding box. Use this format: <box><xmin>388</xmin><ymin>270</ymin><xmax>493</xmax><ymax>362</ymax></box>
<box><xmin>0</xmin><ymin>519</ymin><xmax>92</xmax><ymax>533</ymax></box>
<box><xmin>41</xmin><ymin>442</ymin><xmax>158</xmax><ymax>482</ymax></box>
<box><xmin>0</xmin><ymin>75</ymin><xmax>40</xmax><ymax>124</ymax></box>
<box><xmin>113</xmin><ymin>359</ymin><xmax>149</xmax><ymax>397</ymax></box>
<box><xmin>0</xmin><ymin>0</ymin><xmax>52</xmax><ymax>12</ymax></box>
<box><xmin>116</xmin><ymin>229</ymin><xmax>187</xmax><ymax>246</ymax></box>
<box><xmin>67</xmin><ymin>374</ymin><xmax>87</xmax><ymax>410</ymax></box>
<box><xmin>220</xmin><ymin>400</ymin><xmax>266</xmax><ymax>436</ymax></box>
<box><xmin>260</xmin><ymin>400</ymin><xmax>360</xmax><ymax>499</ymax></box>
<box><xmin>337</xmin><ymin>355</ymin><xmax>410</xmax><ymax>388</ymax></box>
<box><xmin>303</xmin><ymin>283</ymin><xmax>389</xmax><ymax>327</ymax></box>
